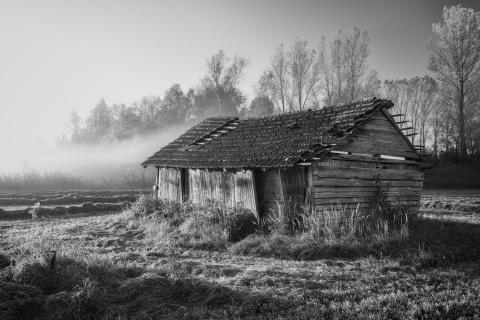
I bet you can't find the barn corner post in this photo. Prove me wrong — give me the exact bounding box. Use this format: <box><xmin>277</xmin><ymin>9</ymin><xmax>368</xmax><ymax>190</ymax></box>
<box><xmin>153</xmin><ymin>166</ymin><xmax>160</xmax><ymax>199</ymax></box>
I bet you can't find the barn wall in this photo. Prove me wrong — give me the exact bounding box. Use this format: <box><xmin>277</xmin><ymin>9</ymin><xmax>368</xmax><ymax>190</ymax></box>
<box><xmin>335</xmin><ymin>110</ymin><xmax>418</xmax><ymax>159</ymax></box>
<box><xmin>312</xmin><ymin>157</ymin><xmax>424</xmax><ymax>213</ymax></box>
<box><xmin>188</xmin><ymin>169</ymin><xmax>257</xmax><ymax>213</ymax></box>
<box><xmin>157</xmin><ymin>167</ymin><xmax>182</xmax><ymax>202</ymax></box>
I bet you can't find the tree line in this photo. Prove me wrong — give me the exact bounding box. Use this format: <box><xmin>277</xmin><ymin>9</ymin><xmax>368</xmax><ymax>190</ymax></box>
<box><xmin>67</xmin><ymin>5</ymin><xmax>480</xmax><ymax>159</ymax></box>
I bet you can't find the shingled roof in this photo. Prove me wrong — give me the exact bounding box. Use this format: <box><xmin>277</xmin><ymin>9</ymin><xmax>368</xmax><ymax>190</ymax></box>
<box><xmin>142</xmin><ymin>97</ymin><xmax>396</xmax><ymax>169</ymax></box>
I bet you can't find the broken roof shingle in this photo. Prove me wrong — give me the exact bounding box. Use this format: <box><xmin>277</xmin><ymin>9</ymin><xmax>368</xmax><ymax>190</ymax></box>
<box><xmin>142</xmin><ymin>97</ymin><xmax>394</xmax><ymax>169</ymax></box>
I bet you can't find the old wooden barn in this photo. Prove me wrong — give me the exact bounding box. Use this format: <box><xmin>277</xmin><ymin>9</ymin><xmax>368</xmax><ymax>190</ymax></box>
<box><xmin>142</xmin><ymin>97</ymin><xmax>424</xmax><ymax>220</ymax></box>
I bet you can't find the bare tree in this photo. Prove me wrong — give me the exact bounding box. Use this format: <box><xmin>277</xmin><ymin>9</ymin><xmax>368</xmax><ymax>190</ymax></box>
<box><xmin>258</xmin><ymin>40</ymin><xmax>319</xmax><ymax>112</ymax></box>
<box><xmin>257</xmin><ymin>44</ymin><xmax>290</xmax><ymax>112</ymax></box>
<box><xmin>383</xmin><ymin>79</ymin><xmax>411</xmax><ymax>118</ymax></box>
<box><xmin>258</xmin><ymin>29</ymin><xmax>372</xmax><ymax>112</ymax></box>
<box><xmin>383</xmin><ymin>76</ymin><xmax>437</xmax><ymax>146</ymax></box>
<box><xmin>69</xmin><ymin>109</ymin><xmax>83</xmax><ymax>144</ymax></box>
<box><xmin>429</xmin><ymin>96</ymin><xmax>448</xmax><ymax>158</ymax></box>
<box><xmin>414</xmin><ymin>77</ymin><xmax>437</xmax><ymax>148</ymax></box>
<box><xmin>289</xmin><ymin>39</ymin><xmax>320</xmax><ymax>110</ymax></box>
<box><xmin>342</xmin><ymin>28</ymin><xmax>370</xmax><ymax>101</ymax></box>
<box><xmin>203</xmin><ymin>49</ymin><xmax>248</xmax><ymax>115</ymax></box>
<box><xmin>318</xmin><ymin>28</ymin><xmax>371</xmax><ymax>105</ymax></box>
<box><xmin>361</xmin><ymin>70</ymin><xmax>382</xmax><ymax>97</ymax></box>
<box><xmin>428</xmin><ymin>5</ymin><xmax>480</xmax><ymax>157</ymax></box>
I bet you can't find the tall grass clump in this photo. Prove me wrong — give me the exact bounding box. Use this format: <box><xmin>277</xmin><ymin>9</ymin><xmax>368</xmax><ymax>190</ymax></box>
<box><xmin>126</xmin><ymin>195</ymin><xmax>258</xmax><ymax>249</ymax></box>
<box><xmin>231</xmin><ymin>188</ymin><xmax>412</xmax><ymax>260</ymax></box>
<box><xmin>300</xmin><ymin>204</ymin><xmax>409</xmax><ymax>242</ymax></box>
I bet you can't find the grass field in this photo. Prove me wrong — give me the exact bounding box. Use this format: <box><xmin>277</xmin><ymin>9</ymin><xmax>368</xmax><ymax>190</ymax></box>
<box><xmin>1</xmin><ymin>190</ymin><xmax>480</xmax><ymax>319</ymax></box>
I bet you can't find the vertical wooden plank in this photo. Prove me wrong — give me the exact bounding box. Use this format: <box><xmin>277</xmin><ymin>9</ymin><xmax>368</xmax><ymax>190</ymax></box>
<box><xmin>181</xmin><ymin>168</ymin><xmax>189</xmax><ymax>202</ymax></box>
<box><xmin>278</xmin><ymin>168</ymin><xmax>288</xmax><ymax>224</ymax></box>
<box><xmin>304</xmin><ymin>167</ymin><xmax>313</xmax><ymax>214</ymax></box>
<box><xmin>154</xmin><ymin>167</ymin><xmax>160</xmax><ymax>198</ymax></box>
<box><xmin>175</xmin><ymin>168</ymin><xmax>182</xmax><ymax>203</ymax></box>
<box><xmin>157</xmin><ymin>168</ymin><xmax>181</xmax><ymax>202</ymax></box>
<box><xmin>251</xmin><ymin>170</ymin><xmax>260</xmax><ymax>217</ymax></box>
<box><xmin>213</xmin><ymin>171</ymin><xmax>222</xmax><ymax>204</ymax></box>
<box><xmin>234</xmin><ymin>170</ymin><xmax>257</xmax><ymax>214</ymax></box>
<box><xmin>189</xmin><ymin>169</ymin><xmax>200</xmax><ymax>204</ymax></box>
<box><xmin>226</xmin><ymin>171</ymin><xmax>235</xmax><ymax>207</ymax></box>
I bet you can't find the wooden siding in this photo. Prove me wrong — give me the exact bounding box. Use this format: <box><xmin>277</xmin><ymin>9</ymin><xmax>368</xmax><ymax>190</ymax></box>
<box><xmin>157</xmin><ymin>168</ymin><xmax>182</xmax><ymax>202</ymax></box>
<box><xmin>335</xmin><ymin>110</ymin><xmax>418</xmax><ymax>159</ymax></box>
<box><xmin>255</xmin><ymin>169</ymin><xmax>285</xmax><ymax>221</ymax></box>
<box><xmin>188</xmin><ymin>169</ymin><xmax>257</xmax><ymax>213</ymax></box>
<box><xmin>281</xmin><ymin>167</ymin><xmax>307</xmax><ymax>219</ymax></box>
<box><xmin>312</xmin><ymin>158</ymin><xmax>424</xmax><ymax>212</ymax></box>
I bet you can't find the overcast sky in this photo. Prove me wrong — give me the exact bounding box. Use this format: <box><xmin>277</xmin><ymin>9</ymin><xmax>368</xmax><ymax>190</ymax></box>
<box><xmin>1</xmin><ymin>0</ymin><xmax>479</xmax><ymax>148</ymax></box>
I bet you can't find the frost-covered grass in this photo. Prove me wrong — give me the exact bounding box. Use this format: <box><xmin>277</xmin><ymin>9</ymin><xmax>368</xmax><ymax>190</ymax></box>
<box><xmin>420</xmin><ymin>189</ymin><xmax>480</xmax><ymax>223</ymax></box>
<box><xmin>1</xmin><ymin>193</ymin><xmax>480</xmax><ymax>319</ymax></box>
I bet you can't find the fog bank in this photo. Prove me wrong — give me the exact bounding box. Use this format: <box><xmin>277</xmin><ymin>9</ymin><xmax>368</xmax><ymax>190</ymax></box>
<box><xmin>0</xmin><ymin>123</ymin><xmax>190</xmax><ymax>177</ymax></box>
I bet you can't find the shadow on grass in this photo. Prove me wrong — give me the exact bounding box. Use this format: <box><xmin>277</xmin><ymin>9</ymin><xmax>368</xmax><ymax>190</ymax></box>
<box><xmin>406</xmin><ymin>218</ymin><xmax>480</xmax><ymax>265</ymax></box>
<box><xmin>0</xmin><ymin>256</ymin><xmax>276</xmax><ymax>320</ymax></box>
<box><xmin>230</xmin><ymin>217</ymin><xmax>480</xmax><ymax>268</ymax></box>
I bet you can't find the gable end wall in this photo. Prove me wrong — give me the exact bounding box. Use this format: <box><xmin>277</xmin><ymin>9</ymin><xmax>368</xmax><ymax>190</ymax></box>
<box><xmin>334</xmin><ymin>110</ymin><xmax>418</xmax><ymax>159</ymax></box>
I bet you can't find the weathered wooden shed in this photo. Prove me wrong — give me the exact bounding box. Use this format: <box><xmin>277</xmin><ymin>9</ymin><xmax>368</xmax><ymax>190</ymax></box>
<box><xmin>142</xmin><ymin>97</ymin><xmax>424</xmax><ymax>220</ymax></box>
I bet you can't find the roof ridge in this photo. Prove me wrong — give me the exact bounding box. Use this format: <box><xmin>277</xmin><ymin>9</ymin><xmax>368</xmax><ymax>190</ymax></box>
<box><xmin>245</xmin><ymin>97</ymin><xmax>391</xmax><ymax>121</ymax></box>
<box><xmin>201</xmin><ymin>116</ymin><xmax>239</xmax><ymax>121</ymax></box>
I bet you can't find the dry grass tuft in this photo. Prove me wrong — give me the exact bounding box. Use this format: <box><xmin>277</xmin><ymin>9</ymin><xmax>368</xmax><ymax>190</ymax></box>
<box><xmin>129</xmin><ymin>196</ymin><xmax>258</xmax><ymax>250</ymax></box>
